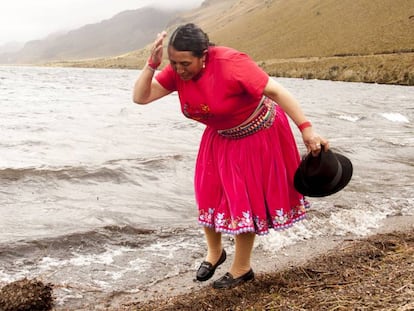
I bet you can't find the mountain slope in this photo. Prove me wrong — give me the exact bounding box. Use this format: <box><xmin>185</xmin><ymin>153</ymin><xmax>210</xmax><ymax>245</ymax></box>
<box><xmin>181</xmin><ymin>0</ymin><xmax>414</xmax><ymax>59</ymax></box>
<box><xmin>0</xmin><ymin>7</ymin><xmax>182</xmax><ymax>64</ymax></box>
<box><xmin>94</xmin><ymin>0</ymin><xmax>413</xmax><ymax>64</ymax></box>
<box><xmin>90</xmin><ymin>0</ymin><xmax>412</xmax><ymax>85</ymax></box>
<box><xmin>12</xmin><ymin>0</ymin><xmax>413</xmax><ymax>84</ymax></box>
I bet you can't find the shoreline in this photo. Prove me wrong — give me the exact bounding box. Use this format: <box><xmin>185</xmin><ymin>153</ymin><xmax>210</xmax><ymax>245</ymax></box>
<box><xmin>1</xmin><ymin>215</ymin><xmax>412</xmax><ymax>310</ymax></box>
<box><xmin>40</xmin><ymin>52</ymin><xmax>414</xmax><ymax>86</ymax></box>
<box><xmin>69</xmin><ymin>214</ymin><xmax>414</xmax><ymax>310</ymax></box>
<box><xmin>261</xmin><ymin>52</ymin><xmax>414</xmax><ymax>86</ymax></box>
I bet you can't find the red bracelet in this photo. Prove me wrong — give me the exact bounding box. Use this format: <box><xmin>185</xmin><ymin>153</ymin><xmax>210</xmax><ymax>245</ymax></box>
<box><xmin>298</xmin><ymin>121</ymin><xmax>312</xmax><ymax>132</ymax></box>
<box><xmin>147</xmin><ymin>57</ymin><xmax>160</xmax><ymax>70</ymax></box>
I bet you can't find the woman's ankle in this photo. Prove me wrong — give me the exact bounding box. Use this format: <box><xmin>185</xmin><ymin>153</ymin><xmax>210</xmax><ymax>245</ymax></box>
<box><xmin>206</xmin><ymin>247</ymin><xmax>223</xmax><ymax>264</ymax></box>
<box><xmin>229</xmin><ymin>265</ymin><xmax>251</xmax><ymax>278</ymax></box>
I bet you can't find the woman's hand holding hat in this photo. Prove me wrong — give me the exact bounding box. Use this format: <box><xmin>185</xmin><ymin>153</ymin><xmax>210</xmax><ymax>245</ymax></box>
<box><xmin>301</xmin><ymin>126</ymin><xmax>329</xmax><ymax>156</ymax></box>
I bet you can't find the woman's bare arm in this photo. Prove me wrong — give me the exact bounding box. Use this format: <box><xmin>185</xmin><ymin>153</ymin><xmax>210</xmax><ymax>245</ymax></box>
<box><xmin>264</xmin><ymin>78</ymin><xmax>329</xmax><ymax>154</ymax></box>
<box><xmin>132</xmin><ymin>31</ymin><xmax>172</xmax><ymax>104</ymax></box>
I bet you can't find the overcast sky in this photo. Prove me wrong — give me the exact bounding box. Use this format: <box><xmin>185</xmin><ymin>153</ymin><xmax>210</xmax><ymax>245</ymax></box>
<box><xmin>0</xmin><ymin>0</ymin><xmax>203</xmax><ymax>46</ymax></box>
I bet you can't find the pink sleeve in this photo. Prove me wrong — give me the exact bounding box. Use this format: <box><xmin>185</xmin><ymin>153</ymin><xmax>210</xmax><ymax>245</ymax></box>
<box><xmin>228</xmin><ymin>52</ymin><xmax>269</xmax><ymax>97</ymax></box>
<box><xmin>155</xmin><ymin>64</ymin><xmax>177</xmax><ymax>91</ymax></box>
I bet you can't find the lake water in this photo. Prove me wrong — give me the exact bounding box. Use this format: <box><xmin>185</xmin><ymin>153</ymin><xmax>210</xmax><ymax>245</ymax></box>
<box><xmin>0</xmin><ymin>66</ymin><xmax>413</xmax><ymax>309</ymax></box>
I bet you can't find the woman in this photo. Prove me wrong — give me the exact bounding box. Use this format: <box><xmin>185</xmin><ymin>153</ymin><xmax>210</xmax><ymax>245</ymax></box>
<box><xmin>133</xmin><ymin>23</ymin><xmax>328</xmax><ymax>289</ymax></box>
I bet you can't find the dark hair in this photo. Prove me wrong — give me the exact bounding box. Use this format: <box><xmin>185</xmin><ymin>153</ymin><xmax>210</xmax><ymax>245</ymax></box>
<box><xmin>168</xmin><ymin>23</ymin><xmax>214</xmax><ymax>57</ymax></box>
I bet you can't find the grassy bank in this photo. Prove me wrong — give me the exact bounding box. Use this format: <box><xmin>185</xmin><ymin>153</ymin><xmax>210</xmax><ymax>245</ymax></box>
<box><xmin>126</xmin><ymin>229</ymin><xmax>414</xmax><ymax>311</ymax></box>
<box><xmin>261</xmin><ymin>53</ymin><xmax>414</xmax><ymax>86</ymax></box>
<box><xmin>47</xmin><ymin>52</ymin><xmax>414</xmax><ymax>86</ymax></box>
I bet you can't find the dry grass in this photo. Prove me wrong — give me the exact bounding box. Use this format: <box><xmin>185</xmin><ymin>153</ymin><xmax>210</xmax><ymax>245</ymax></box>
<box><xmin>125</xmin><ymin>229</ymin><xmax>414</xmax><ymax>311</ymax></box>
<box><xmin>48</xmin><ymin>52</ymin><xmax>414</xmax><ymax>86</ymax></box>
<box><xmin>202</xmin><ymin>0</ymin><xmax>414</xmax><ymax>60</ymax></box>
<box><xmin>261</xmin><ymin>53</ymin><xmax>414</xmax><ymax>85</ymax></box>
<box><xmin>0</xmin><ymin>278</ymin><xmax>54</xmax><ymax>311</ymax></box>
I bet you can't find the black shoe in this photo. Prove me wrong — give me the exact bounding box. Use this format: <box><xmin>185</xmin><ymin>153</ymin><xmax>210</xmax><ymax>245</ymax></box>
<box><xmin>212</xmin><ymin>269</ymin><xmax>254</xmax><ymax>289</ymax></box>
<box><xmin>196</xmin><ymin>249</ymin><xmax>226</xmax><ymax>282</ymax></box>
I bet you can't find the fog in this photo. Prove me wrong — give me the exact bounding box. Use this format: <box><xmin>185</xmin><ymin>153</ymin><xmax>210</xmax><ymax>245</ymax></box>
<box><xmin>0</xmin><ymin>0</ymin><xmax>203</xmax><ymax>46</ymax></box>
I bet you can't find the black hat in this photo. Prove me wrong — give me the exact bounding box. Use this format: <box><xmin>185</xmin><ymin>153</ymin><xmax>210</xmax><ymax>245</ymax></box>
<box><xmin>294</xmin><ymin>148</ymin><xmax>353</xmax><ymax>197</ymax></box>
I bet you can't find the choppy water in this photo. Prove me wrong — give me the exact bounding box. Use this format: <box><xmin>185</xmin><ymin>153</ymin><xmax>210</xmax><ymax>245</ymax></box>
<box><xmin>0</xmin><ymin>66</ymin><xmax>413</xmax><ymax>309</ymax></box>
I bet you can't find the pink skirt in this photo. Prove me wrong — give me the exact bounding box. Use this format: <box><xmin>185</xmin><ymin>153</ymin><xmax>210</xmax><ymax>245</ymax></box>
<box><xmin>195</xmin><ymin>104</ymin><xmax>309</xmax><ymax>235</ymax></box>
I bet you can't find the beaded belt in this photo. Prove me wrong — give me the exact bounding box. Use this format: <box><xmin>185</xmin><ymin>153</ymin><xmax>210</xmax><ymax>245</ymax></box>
<box><xmin>217</xmin><ymin>97</ymin><xmax>276</xmax><ymax>139</ymax></box>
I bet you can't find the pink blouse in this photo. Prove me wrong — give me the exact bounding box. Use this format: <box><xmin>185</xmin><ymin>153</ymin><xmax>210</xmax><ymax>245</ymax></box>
<box><xmin>155</xmin><ymin>46</ymin><xmax>269</xmax><ymax>130</ymax></box>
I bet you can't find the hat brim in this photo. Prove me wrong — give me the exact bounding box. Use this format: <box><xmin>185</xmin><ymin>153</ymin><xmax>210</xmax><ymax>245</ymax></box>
<box><xmin>294</xmin><ymin>152</ymin><xmax>353</xmax><ymax>197</ymax></box>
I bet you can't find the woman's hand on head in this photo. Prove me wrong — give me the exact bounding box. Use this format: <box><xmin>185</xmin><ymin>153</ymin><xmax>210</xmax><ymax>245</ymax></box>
<box><xmin>150</xmin><ymin>31</ymin><xmax>167</xmax><ymax>67</ymax></box>
<box><xmin>301</xmin><ymin>127</ymin><xmax>330</xmax><ymax>156</ymax></box>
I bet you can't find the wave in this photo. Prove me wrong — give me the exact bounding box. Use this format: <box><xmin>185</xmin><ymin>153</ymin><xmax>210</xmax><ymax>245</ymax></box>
<box><xmin>106</xmin><ymin>154</ymin><xmax>185</xmax><ymax>170</ymax></box>
<box><xmin>337</xmin><ymin>114</ymin><xmax>362</xmax><ymax>122</ymax></box>
<box><xmin>0</xmin><ymin>166</ymin><xmax>129</xmax><ymax>183</ymax></box>
<box><xmin>0</xmin><ymin>154</ymin><xmax>187</xmax><ymax>182</ymax></box>
<box><xmin>0</xmin><ymin>225</ymin><xmax>156</xmax><ymax>262</ymax></box>
<box><xmin>380</xmin><ymin>112</ymin><xmax>410</xmax><ymax>123</ymax></box>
